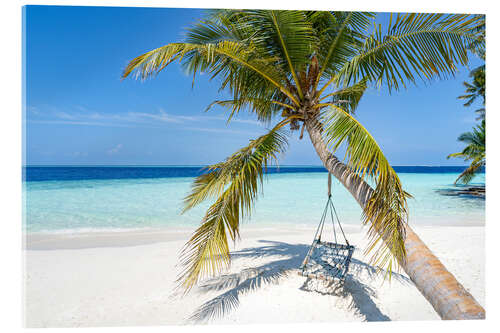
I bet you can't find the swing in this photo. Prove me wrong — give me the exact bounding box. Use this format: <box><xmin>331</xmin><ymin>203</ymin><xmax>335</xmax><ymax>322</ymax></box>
<box><xmin>299</xmin><ymin>173</ymin><xmax>354</xmax><ymax>282</ymax></box>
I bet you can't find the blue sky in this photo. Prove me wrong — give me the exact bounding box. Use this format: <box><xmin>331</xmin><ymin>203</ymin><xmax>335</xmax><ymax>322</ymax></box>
<box><xmin>24</xmin><ymin>6</ymin><xmax>483</xmax><ymax>166</ymax></box>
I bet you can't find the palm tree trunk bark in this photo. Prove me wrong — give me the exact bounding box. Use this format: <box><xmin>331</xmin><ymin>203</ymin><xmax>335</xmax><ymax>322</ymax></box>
<box><xmin>305</xmin><ymin>118</ymin><xmax>485</xmax><ymax>320</ymax></box>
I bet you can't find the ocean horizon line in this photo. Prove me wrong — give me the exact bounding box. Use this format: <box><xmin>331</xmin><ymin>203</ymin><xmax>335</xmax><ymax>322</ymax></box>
<box><xmin>23</xmin><ymin>165</ymin><xmax>485</xmax><ymax>182</ymax></box>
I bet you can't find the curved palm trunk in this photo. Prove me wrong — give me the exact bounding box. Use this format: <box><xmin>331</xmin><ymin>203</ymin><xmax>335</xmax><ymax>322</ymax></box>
<box><xmin>305</xmin><ymin>118</ymin><xmax>485</xmax><ymax>320</ymax></box>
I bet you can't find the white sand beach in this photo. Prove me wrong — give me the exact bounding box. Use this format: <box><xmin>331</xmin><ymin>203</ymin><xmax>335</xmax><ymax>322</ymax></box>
<box><xmin>23</xmin><ymin>225</ymin><xmax>484</xmax><ymax>327</ymax></box>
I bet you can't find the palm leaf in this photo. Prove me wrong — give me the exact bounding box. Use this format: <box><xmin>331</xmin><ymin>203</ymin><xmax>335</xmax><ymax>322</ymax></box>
<box><xmin>178</xmin><ymin>126</ymin><xmax>288</xmax><ymax>291</ymax></box>
<box><xmin>331</xmin><ymin>13</ymin><xmax>484</xmax><ymax>92</ymax></box>
<box><xmin>122</xmin><ymin>41</ymin><xmax>300</xmax><ymax>107</ymax></box>
<box><xmin>262</xmin><ymin>10</ymin><xmax>316</xmax><ymax>99</ymax></box>
<box><xmin>321</xmin><ymin>105</ymin><xmax>410</xmax><ymax>273</ymax></box>
<box><xmin>448</xmin><ymin>120</ymin><xmax>485</xmax><ymax>184</ymax></box>
<box><xmin>458</xmin><ymin>64</ymin><xmax>485</xmax><ymax>113</ymax></box>
<box><xmin>454</xmin><ymin>156</ymin><xmax>484</xmax><ymax>184</ymax></box>
<box><xmin>205</xmin><ymin>97</ymin><xmax>296</xmax><ymax>124</ymax></box>
<box><xmin>312</xmin><ymin>11</ymin><xmax>373</xmax><ymax>91</ymax></box>
<box><xmin>318</xmin><ymin>78</ymin><xmax>367</xmax><ymax>114</ymax></box>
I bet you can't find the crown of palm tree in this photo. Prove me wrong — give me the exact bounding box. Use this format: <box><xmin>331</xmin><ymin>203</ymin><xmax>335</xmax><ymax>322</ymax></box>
<box><xmin>123</xmin><ymin>10</ymin><xmax>484</xmax><ymax>291</ymax></box>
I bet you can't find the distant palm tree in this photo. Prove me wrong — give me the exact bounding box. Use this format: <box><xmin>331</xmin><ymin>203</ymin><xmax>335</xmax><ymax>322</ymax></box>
<box><xmin>458</xmin><ymin>15</ymin><xmax>485</xmax><ymax>120</ymax></box>
<box><xmin>458</xmin><ymin>65</ymin><xmax>485</xmax><ymax>120</ymax></box>
<box><xmin>123</xmin><ymin>10</ymin><xmax>485</xmax><ymax>319</ymax></box>
<box><xmin>448</xmin><ymin>120</ymin><xmax>485</xmax><ymax>184</ymax></box>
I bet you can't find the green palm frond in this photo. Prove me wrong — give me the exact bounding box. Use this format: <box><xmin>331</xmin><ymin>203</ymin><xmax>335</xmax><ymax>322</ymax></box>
<box><xmin>255</xmin><ymin>10</ymin><xmax>316</xmax><ymax>99</ymax></box>
<box><xmin>235</xmin><ymin>10</ymin><xmax>321</xmax><ymax>102</ymax></box>
<box><xmin>458</xmin><ymin>70</ymin><xmax>485</xmax><ymax>106</ymax></box>
<box><xmin>178</xmin><ymin>126</ymin><xmax>289</xmax><ymax>290</ymax></box>
<box><xmin>475</xmin><ymin>108</ymin><xmax>485</xmax><ymax>120</ymax></box>
<box><xmin>333</xmin><ymin>13</ymin><xmax>484</xmax><ymax>92</ymax></box>
<box><xmin>311</xmin><ymin>11</ymin><xmax>372</xmax><ymax>93</ymax></box>
<box><xmin>447</xmin><ymin>152</ymin><xmax>467</xmax><ymax>160</ymax></box>
<box><xmin>122</xmin><ymin>40</ymin><xmax>300</xmax><ymax>109</ymax></box>
<box><xmin>177</xmin><ymin>196</ymin><xmax>233</xmax><ymax>292</ymax></box>
<box><xmin>318</xmin><ymin>78</ymin><xmax>367</xmax><ymax>114</ymax></box>
<box><xmin>205</xmin><ymin>97</ymin><xmax>296</xmax><ymax>124</ymax></box>
<box><xmin>448</xmin><ymin>14</ymin><xmax>485</xmax><ymax>57</ymax></box>
<box><xmin>458</xmin><ymin>63</ymin><xmax>485</xmax><ymax>119</ymax></box>
<box><xmin>448</xmin><ymin>120</ymin><xmax>485</xmax><ymax>184</ymax></box>
<box><xmin>458</xmin><ymin>89</ymin><xmax>479</xmax><ymax>107</ymax></box>
<box><xmin>321</xmin><ymin>105</ymin><xmax>410</xmax><ymax>273</ymax></box>
<box><xmin>454</xmin><ymin>156</ymin><xmax>485</xmax><ymax>184</ymax></box>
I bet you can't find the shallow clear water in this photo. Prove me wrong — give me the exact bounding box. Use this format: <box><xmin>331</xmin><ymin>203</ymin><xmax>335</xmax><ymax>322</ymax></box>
<box><xmin>23</xmin><ymin>167</ymin><xmax>485</xmax><ymax>234</ymax></box>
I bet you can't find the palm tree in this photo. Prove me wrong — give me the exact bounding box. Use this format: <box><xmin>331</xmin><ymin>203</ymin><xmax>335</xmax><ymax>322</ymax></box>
<box><xmin>452</xmin><ymin>15</ymin><xmax>485</xmax><ymax>184</ymax></box>
<box><xmin>458</xmin><ymin>65</ymin><xmax>485</xmax><ymax>120</ymax></box>
<box><xmin>448</xmin><ymin>120</ymin><xmax>485</xmax><ymax>184</ymax></box>
<box><xmin>458</xmin><ymin>15</ymin><xmax>485</xmax><ymax>120</ymax></box>
<box><xmin>122</xmin><ymin>10</ymin><xmax>485</xmax><ymax>319</ymax></box>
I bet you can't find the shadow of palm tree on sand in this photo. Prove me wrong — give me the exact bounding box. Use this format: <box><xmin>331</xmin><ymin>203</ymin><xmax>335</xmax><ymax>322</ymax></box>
<box><xmin>187</xmin><ymin>240</ymin><xmax>411</xmax><ymax>324</ymax></box>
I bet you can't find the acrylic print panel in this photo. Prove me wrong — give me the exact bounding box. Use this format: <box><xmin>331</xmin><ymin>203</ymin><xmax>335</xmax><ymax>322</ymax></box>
<box><xmin>23</xmin><ymin>3</ymin><xmax>485</xmax><ymax>327</ymax></box>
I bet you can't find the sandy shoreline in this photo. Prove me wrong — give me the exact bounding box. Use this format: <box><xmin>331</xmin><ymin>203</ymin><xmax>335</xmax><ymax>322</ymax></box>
<box><xmin>23</xmin><ymin>225</ymin><xmax>485</xmax><ymax>327</ymax></box>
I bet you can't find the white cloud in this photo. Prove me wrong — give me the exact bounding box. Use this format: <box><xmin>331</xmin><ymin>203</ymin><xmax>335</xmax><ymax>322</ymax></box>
<box><xmin>26</xmin><ymin>106</ymin><xmax>40</xmax><ymax>115</ymax></box>
<box><xmin>75</xmin><ymin>105</ymin><xmax>89</xmax><ymax>112</ymax></box>
<box><xmin>28</xmin><ymin>120</ymin><xmax>134</xmax><ymax>127</ymax></box>
<box><xmin>27</xmin><ymin>105</ymin><xmax>265</xmax><ymax>130</ymax></box>
<box><xmin>184</xmin><ymin>127</ymin><xmax>261</xmax><ymax>136</ymax></box>
<box><xmin>53</xmin><ymin>111</ymin><xmax>76</xmax><ymax>120</ymax></box>
<box><xmin>51</xmin><ymin>108</ymin><xmax>190</xmax><ymax>124</ymax></box>
<box><xmin>127</xmin><ymin>108</ymin><xmax>184</xmax><ymax>123</ymax></box>
<box><xmin>71</xmin><ymin>151</ymin><xmax>88</xmax><ymax>157</ymax></box>
<box><xmin>107</xmin><ymin>144</ymin><xmax>123</xmax><ymax>155</ymax></box>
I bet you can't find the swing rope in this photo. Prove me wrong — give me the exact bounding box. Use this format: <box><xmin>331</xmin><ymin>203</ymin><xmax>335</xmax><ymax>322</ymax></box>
<box><xmin>299</xmin><ymin>172</ymin><xmax>355</xmax><ymax>282</ymax></box>
<box><xmin>313</xmin><ymin>173</ymin><xmax>349</xmax><ymax>245</ymax></box>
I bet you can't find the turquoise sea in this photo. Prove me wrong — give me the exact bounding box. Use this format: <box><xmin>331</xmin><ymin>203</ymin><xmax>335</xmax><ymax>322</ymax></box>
<box><xmin>23</xmin><ymin>166</ymin><xmax>485</xmax><ymax>234</ymax></box>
